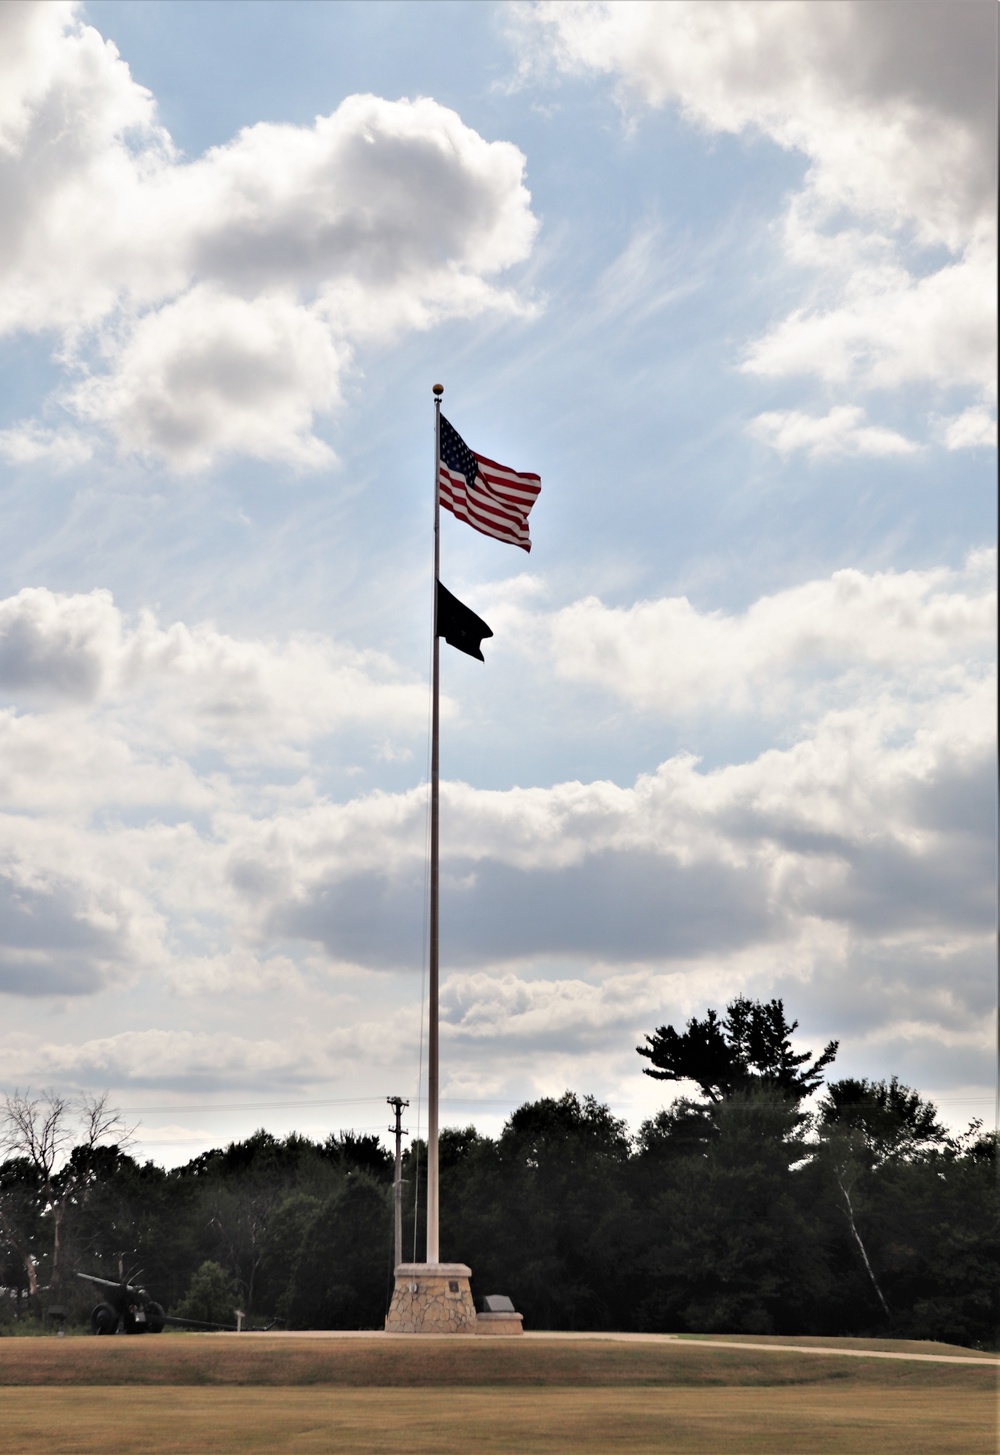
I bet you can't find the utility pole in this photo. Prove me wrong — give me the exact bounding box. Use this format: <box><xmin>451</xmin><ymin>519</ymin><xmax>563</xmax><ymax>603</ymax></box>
<box><xmin>387</xmin><ymin>1096</ymin><xmax>409</xmax><ymax>1271</ymax></box>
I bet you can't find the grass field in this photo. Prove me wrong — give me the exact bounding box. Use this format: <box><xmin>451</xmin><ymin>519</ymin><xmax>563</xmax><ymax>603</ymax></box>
<box><xmin>0</xmin><ymin>1333</ymin><xmax>994</xmax><ymax>1454</ymax></box>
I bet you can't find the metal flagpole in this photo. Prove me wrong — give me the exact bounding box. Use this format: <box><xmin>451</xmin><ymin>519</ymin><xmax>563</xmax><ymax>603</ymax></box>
<box><xmin>427</xmin><ymin>382</ymin><xmax>443</xmax><ymax>1265</ymax></box>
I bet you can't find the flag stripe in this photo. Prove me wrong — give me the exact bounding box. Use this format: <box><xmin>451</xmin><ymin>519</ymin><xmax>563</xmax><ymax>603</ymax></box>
<box><xmin>474</xmin><ymin>454</ymin><xmax>541</xmax><ymax>487</ymax></box>
<box><xmin>439</xmin><ymin>465</ymin><xmax>532</xmax><ymax>548</ymax></box>
<box><xmin>437</xmin><ymin>423</ymin><xmax>540</xmax><ymax>553</ymax></box>
<box><xmin>438</xmin><ymin>464</ymin><xmax>531</xmax><ymax>526</ymax></box>
<box><xmin>440</xmin><ymin>491</ymin><xmax>529</xmax><ymax>547</ymax></box>
<box><xmin>439</xmin><ymin>472</ymin><xmax>530</xmax><ymax>539</ymax></box>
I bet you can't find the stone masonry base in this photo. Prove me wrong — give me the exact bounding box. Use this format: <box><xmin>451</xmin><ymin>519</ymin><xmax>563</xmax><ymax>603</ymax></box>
<box><xmin>475</xmin><ymin>1310</ymin><xmax>524</xmax><ymax>1335</ymax></box>
<box><xmin>384</xmin><ymin>1263</ymin><xmax>477</xmax><ymax>1334</ymax></box>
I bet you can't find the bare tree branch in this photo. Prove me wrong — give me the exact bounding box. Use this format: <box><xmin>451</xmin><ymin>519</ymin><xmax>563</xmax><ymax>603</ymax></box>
<box><xmin>2</xmin><ymin>1089</ymin><xmax>71</xmax><ymax>1181</ymax></box>
<box><xmin>78</xmin><ymin>1092</ymin><xmax>137</xmax><ymax>1153</ymax></box>
<box><xmin>1</xmin><ymin>1087</ymin><xmax>139</xmax><ymax>1305</ymax></box>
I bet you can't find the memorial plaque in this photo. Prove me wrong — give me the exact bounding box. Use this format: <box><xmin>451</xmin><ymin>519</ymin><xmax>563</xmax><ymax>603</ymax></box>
<box><xmin>482</xmin><ymin>1294</ymin><xmax>516</xmax><ymax>1313</ymax></box>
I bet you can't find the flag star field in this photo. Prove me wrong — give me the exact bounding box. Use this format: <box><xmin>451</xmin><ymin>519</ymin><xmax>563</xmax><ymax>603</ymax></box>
<box><xmin>0</xmin><ymin>0</ymin><xmax>994</xmax><ymax>1162</ymax></box>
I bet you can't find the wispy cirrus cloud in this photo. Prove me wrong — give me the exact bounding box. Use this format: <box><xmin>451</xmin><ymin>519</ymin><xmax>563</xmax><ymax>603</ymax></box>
<box><xmin>0</xmin><ymin>423</ymin><xmax>93</xmax><ymax>469</ymax></box>
<box><xmin>510</xmin><ymin>0</ymin><xmax>997</xmax><ymax>441</ymax></box>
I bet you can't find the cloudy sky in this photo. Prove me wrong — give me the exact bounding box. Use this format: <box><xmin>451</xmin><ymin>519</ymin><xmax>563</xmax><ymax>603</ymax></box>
<box><xmin>0</xmin><ymin>0</ymin><xmax>995</xmax><ymax>1165</ymax></box>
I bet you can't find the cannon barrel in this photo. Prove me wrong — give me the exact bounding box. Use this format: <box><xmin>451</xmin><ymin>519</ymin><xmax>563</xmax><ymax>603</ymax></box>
<box><xmin>76</xmin><ymin>1271</ymin><xmax>144</xmax><ymax>1295</ymax></box>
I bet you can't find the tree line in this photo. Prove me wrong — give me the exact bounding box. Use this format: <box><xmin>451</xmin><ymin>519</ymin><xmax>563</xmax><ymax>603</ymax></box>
<box><xmin>1</xmin><ymin>998</ymin><xmax>995</xmax><ymax>1347</ymax></box>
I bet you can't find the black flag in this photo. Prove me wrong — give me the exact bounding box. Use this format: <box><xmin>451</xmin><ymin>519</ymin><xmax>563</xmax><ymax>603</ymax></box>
<box><xmin>437</xmin><ymin>581</ymin><xmax>493</xmax><ymax>661</ymax></box>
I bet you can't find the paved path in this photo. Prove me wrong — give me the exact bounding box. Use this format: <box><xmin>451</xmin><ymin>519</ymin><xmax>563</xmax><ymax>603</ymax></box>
<box><xmin>655</xmin><ymin>1336</ymin><xmax>998</xmax><ymax>1367</ymax></box>
<box><xmin>518</xmin><ymin>1332</ymin><xmax>997</xmax><ymax>1366</ymax></box>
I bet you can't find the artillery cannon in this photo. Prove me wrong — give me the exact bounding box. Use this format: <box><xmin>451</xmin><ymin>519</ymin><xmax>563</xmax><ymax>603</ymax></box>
<box><xmin>77</xmin><ymin>1271</ymin><xmax>166</xmax><ymax>1335</ymax></box>
<box><xmin>76</xmin><ymin>1270</ymin><xmax>244</xmax><ymax>1335</ymax></box>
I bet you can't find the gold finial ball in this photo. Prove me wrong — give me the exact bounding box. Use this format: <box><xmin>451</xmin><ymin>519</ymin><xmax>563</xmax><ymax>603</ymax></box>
<box><xmin>432</xmin><ymin>383</ymin><xmax>444</xmax><ymax>395</ymax></box>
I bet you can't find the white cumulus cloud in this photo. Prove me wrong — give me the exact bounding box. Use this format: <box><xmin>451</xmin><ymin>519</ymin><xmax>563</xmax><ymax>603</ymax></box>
<box><xmin>749</xmin><ymin>406</ymin><xmax>918</xmax><ymax>461</ymax></box>
<box><xmin>0</xmin><ymin>558</ymin><xmax>991</xmax><ymax>1104</ymax></box>
<box><xmin>742</xmin><ymin>228</ymin><xmax>995</xmax><ymax>396</ymax></box>
<box><xmin>508</xmin><ymin>553</ymin><xmax>994</xmax><ymax>717</ymax></box>
<box><xmin>516</xmin><ymin>0</ymin><xmax>994</xmax><ymax>243</ymax></box>
<box><xmin>72</xmin><ymin>288</ymin><xmax>346</xmax><ymax>471</ymax></box>
<box><xmin>940</xmin><ymin>406</ymin><xmax>997</xmax><ymax>452</ymax></box>
<box><xmin>1</xmin><ymin>4</ymin><xmax>538</xmax><ymax>469</ymax></box>
<box><xmin>0</xmin><ymin>585</ymin><xmax>428</xmax><ymax>749</ymax></box>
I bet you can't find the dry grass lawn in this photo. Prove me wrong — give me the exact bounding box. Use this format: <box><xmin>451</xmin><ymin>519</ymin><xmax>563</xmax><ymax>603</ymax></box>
<box><xmin>0</xmin><ymin>1334</ymin><xmax>993</xmax><ymax>1454</ymax></box>
<box><xmin>1</xmin><ymin>1332</ymin><xmax>993</xmax><ymax>1386</ymax></box>
<box><xmin>0</xmin><ymin>1385</ymin><xmax>992</xmax><ymax>1454</ymax></box>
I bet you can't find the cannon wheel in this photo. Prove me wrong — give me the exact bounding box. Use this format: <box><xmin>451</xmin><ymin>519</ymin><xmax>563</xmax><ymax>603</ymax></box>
<box><xmin>146</xmin><ymin>1301</ymin><xmax>166</xmax><ymax>1334</ymax></box>
<box><xmin>91</xmin><ymin>1303</ymin><xmax>117</xmax><ymax>1335</ymax></box>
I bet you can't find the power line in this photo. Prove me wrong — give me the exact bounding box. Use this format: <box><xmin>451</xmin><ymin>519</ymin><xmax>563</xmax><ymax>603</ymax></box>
<box><xmin>101</xmin><ymin>1092</ymin><xmax>997</xmax><ymax>1120</ymax></box>
<box><xmin>116</xmin><ymin>1096</ymin><xmax>386</xmax><ymax>1115</ymax></box>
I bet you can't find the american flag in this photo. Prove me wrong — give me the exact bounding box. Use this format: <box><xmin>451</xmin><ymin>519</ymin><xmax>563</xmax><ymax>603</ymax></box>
<box><xmin>438</xmin><ymin>415</ymin><xmax>540</xmax><ymax>552</ymax></box>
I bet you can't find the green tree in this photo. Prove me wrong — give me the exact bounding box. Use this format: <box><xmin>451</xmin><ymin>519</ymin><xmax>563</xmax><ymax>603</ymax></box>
<box><xmin>635</xmin><ymin>1099</ymin><xmax>717</xmax><ymax>1163</ymax></box>
<box><xmin>321</xmin><ymin>1133</ymin><xmax>393</xmax><ymax>1183</ymax></box>
<box><xmin>897</xmin><ymin>1127</ymin><xmax>999</xmax><ymax>1348</ymax></box>
<box><xmin>0</xmin><ymin>1158</ymin><xmax>43</xmax><ymax>1313</ymax></box>
<box><xmin>819</xmin><ymin>1077</ymin><xmax>948</xmax><ymax>1162</ymax></box>
<box><xmin>175</xmin><ymin>1260</ymin><xmax>239</xmax><ymax>1325</ymax></box>
<box><xmin>636</xmin><ymin>1088</ymin><xmax>828</xmax><ymax>1334</ymax></box>
<box><xmin>256</xmin><ymin>1191</ymin><xmax>324</xmax><ymax>1321</ymax></box>
<box><xmin>638</xmin><ymin>997</ymin><xmax>837</xmax><ymax>1102</ymax></box>
<box><xmin>71</xmin><ymin>1150</ymin><xmax>201</xmax><ymax>1321</ymax></box>
<box><xmin>633</xmin><ymin>999</ymin><xmax>841</xmax><ymax>1336</ymax></box>
<box><xmin>813</xmin><ymin>1083</ymin><xmax>998</xmax><ymax>1344</ymax></box>
<box><xmin>284</xmin><ymin>1175</ymin><xmax>392</xmax><ymax>1329</ymax></box>
<box><xmin>179</xmin><ymin>1130</ymin><xmax>340</xmax><ymax>1321</ymax></box>
<box><xmin>482</xmin><ymin>1094</ymin><xmax>636</xmax><ymax>1330</ymax></box>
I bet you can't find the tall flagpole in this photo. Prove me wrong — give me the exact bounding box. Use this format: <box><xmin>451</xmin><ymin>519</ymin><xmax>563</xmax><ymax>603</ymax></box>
<box><xmin>385</xmin><ymin>385</ymin><xmax>529</xmax><ymax>1334</ymax></box>
<box><xmin>427</xmin><ymin>382</ymin><xmax>443</xmax><ymax>1265</ymax></box>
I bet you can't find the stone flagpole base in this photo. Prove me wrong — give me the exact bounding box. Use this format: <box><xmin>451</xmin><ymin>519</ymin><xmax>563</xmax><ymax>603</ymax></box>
<box><xmin>385</xmin><ymin>1263</ymin><xmax>476</xmax><ymax>1334</ymax></box>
